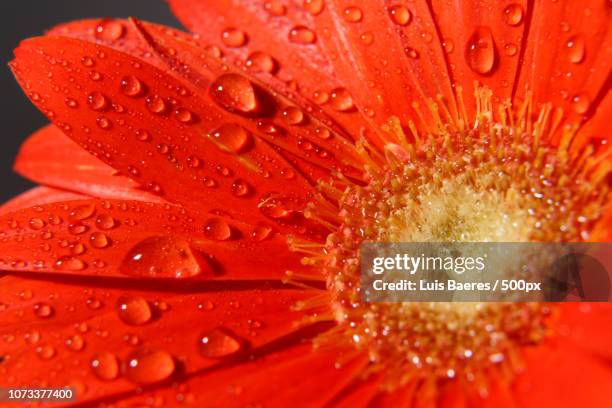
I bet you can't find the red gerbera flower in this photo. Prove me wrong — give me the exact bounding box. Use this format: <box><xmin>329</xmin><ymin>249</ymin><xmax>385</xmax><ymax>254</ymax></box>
<box><xmin>1</xmin><ymin>0</ymin><xmax>611</xmax><ymax>406</ymax></box>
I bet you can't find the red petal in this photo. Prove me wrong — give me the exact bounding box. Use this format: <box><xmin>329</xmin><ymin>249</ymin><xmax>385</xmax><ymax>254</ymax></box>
<box><xmin>313</xmin><ymin>0</ymin><xmax>455</xmax><ymax>130</ymax></box>
<box><xmin>330</xmin><ymin>375</ymin><xmax>382</xmax><ymax>408</ymax></box>
<box><xmin>515</xmin><ymin>0</ymin><xmax>611</xmax><ymax>123</ymax></box>
<box><xmin>0</xmin><ymin>199</ymin><xmax>317</xmax><ymax>281</ymax></box>
<box><xmin>513</xmin><ymin>342</ymin><xmax>612</xmax><ymax>408</ymax></box>
<box><xmin>0</xmin><ymin>274</ymin><xmax>321</xmax><ymax>405</ymax></box>
<box><xmin>0</xmin><ymin>187</ymin><xmax>87</xmax><ymax>215</ymax></box>
<box><xmin>556</xmin><ymin>303</ymin><xmax>612</xmax><ymax>360</ymax></box>
<box><xmin>10</xmin><ymin>35</ymin><xmax>324</xmax><ymax>234</ymax></box>
<box><xmin>117</xmin><ymin>343</ymin><xmax>367</xmax><ymax>407</ymax></box>
<box><xmin>15</xmin><ymin>125</ymin><xmax>163</xmax><ymax>202</ymax></box>
<box><xmin>167</xmin><ymin>0</ymin><xmax>372</xmax><ymax>140</ymax></box>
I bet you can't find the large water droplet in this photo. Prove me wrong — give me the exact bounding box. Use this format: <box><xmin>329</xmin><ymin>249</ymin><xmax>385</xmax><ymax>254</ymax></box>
<box><xmin>204</xmin><ymin>218</ymin><xmax>232</xmax><ymax>241</ymax></box>
<box><xmin>125</xmin><ymin>349</ymin><xmax>175</xmax><ymax>385</ymax></box>
<box><xmin>33</xmin><ymin>302</ymin><xmax>54</xmax><ymax>318</ymax></box>
<box><xmin>343</xmin><ymin>6</ymin><xmax>363</xmax><ymax>23</ymax></box>
<box><xmin>503</xmin><ymin>4</ymin><xmax>524</xmax><ymax>26</ymax></box>
<box><xmin>281</xmin><ymin>106</ymin><xmax>304</xmax><ymax>125</ymax></box>
<box><xmin>120</xmin><ymin>236</ymin><xmax>211</xmax><ymax>278</ymax></box>
<box><xmin>264</xmin><ymin>0</ymin><xmax>286</xmax><ymax>16</ymax></box>
<box><xmin>566</xmin><ymin>35</ymin><xmax>585</xmax><ymax>64</ymax></box>
<box><xmin>69</xmin><ymin>203</ymin><xmax>96</xmax><ymax>221</ymax></box>
<box><xmin>210</xmin><ymin>74</ymin><xmax>258</xmax><ymax>113</ymax></box>
<box><xmin>209</xmin><ymin>123</ymin><xmax>252</xmax><ymax>153</ymax></box>
<box><xmin>55</xmin><ymin>256</ymin><xmax>86</xmax><ymax>271</ymax></box>
<box><xmin>87</xmin><ymin>92</ymin><xmax>109</xmax><ymax>111</ymax></box>
<box><xmin>91</xmin><ymin>352</ymin><xmax>119</xmax><ymax>380</ymax></box>
<box><xmin>222</xmin><ymin>28</ymin><xmax>247</xmax><ymax>47</ymax></box>
<box><xmin>329</xmin><ymin>88</ymin><xmax>355</xmax><ymax>111</ymax></box>
<box><xmin>117</xmin><ymin>295</ymin><xmax>152</xmax><ymax>326</ymax></box>
<box><xmin>120</xmin><ymin>75</ymin><xmax>144</xmax><ymax>97</ymax></box>
<box><xmin>304</xmin><ymin>0</ymin><xmax>324</xmax><ymax>15</ymax></box>
<box><xmin>90</xmin><ymin>232</ymin><xmax>110</xmax><ymax>248</ymax></box>
<box><xmin>145</xmin><ymin>95</ymin><xmax>167</xmax><ymax>114</ymax></box>
<box><xmin>198</xmin><ymin>328</ymin><xmax>244</xmax><ymax>358</ymax></box>
<box><xmin>289</xmin><ymin>26</ymin><xmax>316</xmax><ymax>44</ymax></box>
<box><xmin>388</xmin><ymin>5</ymin><xmax>411</xmax><ymax>26</ymax></box>
<box><xmin>246</xmin><ymin>51</ymin><xmax>277</xmax><ymax>74</ymax></box>
<box><xmin>465</xmin><ymin>27</ymin><xmax>497</xmax><ymax>75</ymax></box>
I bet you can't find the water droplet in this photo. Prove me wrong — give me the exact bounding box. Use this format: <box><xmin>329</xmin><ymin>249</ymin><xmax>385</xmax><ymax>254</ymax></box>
<box><xmin>96</xmin><ymin>20</ymin><xmax>125</xmax><ymax>41</ymax></box>
<box><xmin>465</xmin><ymin>27</ymin><xmax>497</xmax><ymax>75</ymax></box>
<box><xmin>80</xmin><ymin>56</ymin><xmax>95</xmax><ymax>67</ymax></box>
<box><xmin>304</xmin><ymin>0</ymin><xmax>324</xmax><ymax>15</ymax></box>
<box><xmin>174</xmin><ymin>108</ymin><xmax>194</xmax><ymax>123</ymax></box>
<box><xmin>145</xmin><ymin>95</ymin><xmax>167</xmax><ymax>114</ymax></box>
<box><xmin>33</xmin><ymin>302</ymin><xmax>54</xmax><ymax>318</ymax></box>
<box><xmin>125</xmin><ymin>349</ymin><xmax>175</xmax><ymax>385</ymax></box>
<box><xmin>231</xmin><ymin>179</ymin><xmax>251</xmax><ymax>197</ymax></box>
<box><xmin>572</xmin><ymin>93</ymin><xmax>590</xmax><ymax>114</ymax></box>
<box><xmin>96</xmin><ymin>214</ymin><xmax>117</xmax><ymax>230</ymax></box>
<box><xmin>135</xmin><ymin>129</ymin><xmax>152</xmax><ymax>142</ymax></box>
<box><xmin>89</xmin><ymin>232</ymin><xmax>110</xmax><ymax>248</ymax></box>
<box><xmin>503</xmin><ymin>4</ymin><xmax>524</xmax><ymax>26</ymax></box>
<box><xmin>70</xmin><ymin>203</ymin><xmax>96</xmax><ymax>221</ymax></box>
<box><xmin>117</xmin><ymin>295</ymin><xmax>152</xmax><ymax>326</ymax></box>
<box><xmin>443</xmin><ymin>39</ymin><xmax>455</xmax><ymax>53</ymax></box>
<box><xmin>96</xmin><ymin>116</ymin><xmax>112</xmax><ymax>129</ymax></box>
<box><xmin>264</xmin><ymin>0</ymin><xmax>286</xmax><ymax>16</ymax></box>
<box><xmin>29</xmin><ymin>218</ymin><xmax>46</xmax><ymax>230</ymax></box>
<box><xmin>209</xmin><ymin>123</ymin><xmax>252</xmax><ymax>153</ymax></box>
<box><xmin>91</xmin><ymin>352</ymin><xmax>119</xmax><ymax>380</ymax></box>
<box><xmin>404</xmin><ymin>47</ymin><xmax>419</xmax><ymax>59</ymax></box>
<box><xmin>281</xmin><ymin>106</ymin><xmax>304</xmax><ymax>125</ymax></box>
<box><xmin>343</xmin><ymin>6</ymin><xmax>363</xmax><ymax>23</ymax></box>
<box><xmin>388</xmin><ymin>5</ymin><xmax>411</xmax><ymax>26</ymax></box>
<box><xmin>55</xmin><ymin>256</ymin><xmax>86</xmax><ymax>271</ymax></box>
<box><xmin>210</xmin><ymin>74</ymin><xmax>258</xmax><ymax>113</ymax></box>
<box><xmin>246</xmin><ymin>52</ymin><xmax>277</xmax><ymax>74</ymax></box>
<box><xmin>222</xmin><ymin>28</ymin><xmax>247</xmax><ymax>47</ymax></box>
<box><xmin>120</xmin><ymin>236</ymin><xmax>210</xmax><ymax>278</ymax></box>
<box><xmin>204</xmin><ymin>218</ymin><xmax>232</xmax><ymax>241</ymax></box>
<box><xmin>251</xmin><ymin>225</ymin><xmax>273</xmax><ymax>241</ymax></box>
<box><xmin>65</xmin><ymin>334</ymin><xmax>85</xmax><ymax>351</ymax></box>
<box><xmin>289</xmin><ymin>26</ymin><xmax>316</xmax><ymax>44</ymax></box>
<box><xmin>566</xmin><ymin>35</ymin><xmax>585</xmax><ymax>64</ymax></box>
<box><xmin>65</xmin><ymin>97</ymin><xmax>78</xmax><ymax>108</ymax></box>
<box><xmin>313</xmin><ymin>90</ymin><xmax>329</xmax><ymax>104</ymax></box>
<box><xmin>198</xmin><ymin>328</ymin><xmax>243</xmax><ymax>358</ymax></box>
<box><xmin>87</xmin><ymin>297</ymin><xmax>103</xmax><ymax>309</ymax></box>
<box><xmin>329</xmin><ymin>88</ymin><xmax>354</xmax><ymax>111</ymax></box>
<box><xmin>36</xmin><ymin>344</ymin><xmax>56</xmax><ymax>360</ymax></box>
<box><xmin>504</xmin><ymin>42</ymin><xmax>518</xmax><ymax>56</ymax></box>
<box><xmin>87</xmin><ymin>91</ymin><xmax>109</xmax><ymax>111</ymax></box>
<box><xmin>120</xmin><ymin>75</ymin><xmax>144</xmax><ymax>97</ymax></box>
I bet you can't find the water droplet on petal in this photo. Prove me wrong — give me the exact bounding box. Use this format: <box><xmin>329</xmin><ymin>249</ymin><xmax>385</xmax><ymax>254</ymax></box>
<box><xmin>566</xmin><ymin>35</ymin><xmax>585</xmax><ymax>64</ymax></box>
<box><xmin>80</xmin><ymin>56</ymin><xmax>95</xmax><ymax>67</ymax></box>
<box><xmin>304</xmin><ymin>0</ymin><xmax>324</xmax><ymax>15</ymax></box>
<box><xmin>29</xmin><ymin>218</ymin><xmax>46</xmax><ymax>230</ymax></box>
<box><xmin>198</xmin><ymin>328</ymin><xmax>244</xmax><ymax>358</ymax></box>
<box><xmin>120</xmin><ymin>75</ymin><xmax>144</xmax><ymax>97</ymax></box>
<box><xmin>145</xmin><ymin>95</ymin><xmax>167</xmax><ymax>114</ymax></box>
<box><xmin>55</xmin><ymin>256</ymin><xmax>86</xmax><ymax>271</ymax></box>
<box><xmin>210</xmin><ymin>74</ymin><xmax>258</xmax><ymax>113</ymax></box>
<box><xmin>246</xmin><ymin>51</ymin><xmax>277</xmax><ymax>73</ymax></box>
<box><xmin>251</xmin><ymin>225</ymin><xmax>273</xmax><ymax>241</ymax></box>
<box><xmin>289</xmin><ymin>26</ymin><xmax>316</xmax><ymax>44</ymax></box>
<box><xmin>120</xmin><ymin>236</ymin><xmax>210</xmax><ymax>278</ymax></box>
<box><xmin>95</xmin><ymin>20</ymin><xmax>125</xmax><ymax>42</ymax></box>
<box><xmin>281</xmin><ymin>106</ymin><xmax>304</xmax><ymax>125</ymax></box>
<box><xmin>572</xmin><ymin>93</ymin><xmax>590</xmax><ymax>114</ymax></box>
<box><xmin>222</xmin><ymin>28</ymin><xmax>247</xmax><ymax>47</ymax></box>
<box><xmin>96</xmin><ymin>214</ymin><xmax>117</xmax><ymax>230</ymax></box>
<box><xmin>65</xmin><ymin>97</ymin><xmax>78</xmax><ymax>108</ymax></box>
<box><xmin>125</xmin><ymin>349</ymin><xmax>175</xmax><ymax>385</ymax></box>
<box><xmin>503</xmin><ymin>3</ymin><xmax>524</xmax><ymax>26</ymax></box>
<box><xmin>174</xmin><ymin>108</ymin><xmax>194</xmax><ymax>123</ymax></box>
<box><xmin>96</xmin><ymin>116</ymin><xmax>112</xmax><ymax>129</ymax></box>
<box><xmin>209</xmin><ymin>123</ymin><xmax>252</xmax><ymax>153</ymax></box>
<box><xmin>465</xmin><ymin>26</ymin><xmax>497</xmax><ymax>75</ymax></box>
<box><xmin>231</xmin><ymin>179</ymin><xmax>252</xmax><ymax>197</ymax></box>
<box><xmin>90</xmin><ymin>232</ymin><xmax>110</xmax><ymax>248</ymax></box>
<box><xmin>329</xmin><ymin>88</ymin><xmax>354</xmax><ymax>111</ymax></box>
<box><xmin>404</xmin><ymin>47</ymin><xmax>419</xmax><ymax>59</ymax></box>
<box><xmin>343</xmin><ymin>6</ymin><xmax>363</xmax><ymax>22</ymax></box>
<box><xmin>36</xmin><ymin>344</ymin><xmax>56</xmax><ymax>360</ymax></box>
<box><xmin>65</xmin><ymin>334</ymin><xmax>85</xmax><ymax>351</ymax></box>
<box><xmin>117</xmin><ymin>295</ymin><xmax>152</xmax><ymax>326</ymax></box>
<box><xmin>388</xmin><ymin>5</ymin><xmax>411</xmax><ymax>26</ymax></box>
<box><xmin>91</xmin><ymin>352</ymin><xmax>119</xmax><ymax>380</ymax></box>
<box><xmin>204</xmin><ymin>218</ymin><xmax>232</xmax><ymax>241</ymax></box>
<box><xmin>87</xmin><ymin>91</ymin><xmax>109</xmax><ymax>111</ymax></box>
<box><xmin>70</xmin><ymin>203</ymin><xmax>96</xmax><ymax>221</ymax></box>
<box><xmin>33</xmin><ymin>302</ymin><xmax>54</xmax><ymax>318</ymax></box>
<box><xmin>264</xmin><ymin>0</ymin><xmax>286</xmax><ymax>16</ymax></box>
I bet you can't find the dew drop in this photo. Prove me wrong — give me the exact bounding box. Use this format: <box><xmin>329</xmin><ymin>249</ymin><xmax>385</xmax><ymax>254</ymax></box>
<box><xmin>209</xmin><ymin>123</ymin><xmax>252</xmax><ymax>153</ymax></box>
<box><xmin>90</xmin><ymin>232</ymin><xmax>110</xmax><ymax>248</ymax></box>
<box><xmin>33</xmin><ymin>302</ymin><xmax>54</xmax><ymax>318</ymax></box>
<box><xmin>246</xmin><ymin>52</ymin><xmax>277</xmax><ymax>74</ymax></box>
<box><xmin>571</xmin><ymin>93</ymin><xmax>590</xmax><ymax>114</ymax></box>
<box><xmin>70</xmin><ymin>203</ymin><xmax>96</xmax><ymax>221</ymax></box>
<box><xmin>117</xmin><ymin>295</ymin><xmax>152</xmax><ymax>326</ymax></box>
<box><xmin>281</xmin><ymin>106</ymin><xmax>304</xmax><ymax>125</ymax></box>
<box><xmin>231</xmin><ymin>179</ymin><xmax>251</xmax><ymax>197</ymax></box>
<box><xmin>210</xmin><ymin>74</ymin><xmax>258</xmax><ymax>113</ymax></box>
<box><xmin>503</xmin><ymin>3</ymin><xmax>524</xmax><ymax>26</ymax></box>
<box><xmin>29</xmin><ymin>218</ymin><xmax>46</xmax><ymax>230</ymax></box>
<box><xmin>55</xmin><ymin>256</ymin><xmax>86</xmax><ymax>271</ymax></box>
<box><xmin>80</xmin><ymin>56</ymin><xmax>95</xmax><ymax>67</ymax></box>
<box><xmin>465</xmin><ymin>27</ymin><xmax>497</xmax><ymax>75</ymax></box>
<box><xmin>96</xmin><ymin>214</ymin><xmax>117</xmax><ymax>230</ymax></box>
<box><xmin>174</xmin><ymin>108</ymin><xmax>194</xmax><ymax>123</ymax></box>
<box><xmin>388</xmin><ymin>5</ymin><xmax>411</xmax><ymax>26</ymax></box>
<box><xmin>264</xmin><ymin>0</ymin><xmax>286</xmax><ymax>16</ymax></box>
<box><xmin>95</xmin><ymin>20</ymin><xmax>125</xmax><ymax>42</ymax></box>
<box><xmin>204</xmin><ymin>218</ymin><xmax>232</xmax><ymax>241</ymax></box>
<box><xmin>566</xmin><ymin>35</ymin><xmax>585</xmax><ymax>64</ymax></box>
<box><xmin>504</xmin><ymin>42</ymin><xmax>518</xmax><ymax>56</ymax></box>
<box><xmin>329</xmin><ymin>88</ymin><xmax>354</xmax><ymax>111</ymax></box>
<box><xmin>91</xmin><ymin>352</ymin><xmax>119</xmax><ymax>380</ymax></box>
<box><xmin>35</xmin><ymin>344</ymin><xmax>56</xmax><ymax>360</ymax></box>
<box><xmin>198</xmin><ymin>328</ymin><xmax>244</xmax><ymax>358</ymax></box>
<box><xmin>222</xmin><ymin>28</ymin><xmax>247</xmax><ymax>47</ymax></box>
<box><xmin>120</xmin><ymin>75</ymin><xmax>144</xmax><ymax>97</ymax></box>
<box><xmin>135</xmin><ymin>129</ymin><xmax>152</xmax><ymax>142</ymax></box>
<box><xmin>251</xmin><ymin>225</ymin><xmax>273</xmax><ymax>241</ymax></box>
<box><xmin>145</xmin><ymin>95</ymin><xmax>167</xmax><ymax>114</ymax></box>
<box><xmin>87</xmin><ymin>91</ymin><xmax>109</xmax><ymax>111</ymax></box>
<box><xmin>289</xmin><ymin>26</ymin><xmax>316</xmax><ymax>44</ymax></box>
<box><xmin>96</xmin><ymin>116</ymin><xmax>112</xmax><ymax>129</ymax></box>
<box><xmin>125</xmin><ymin>348</ymin><xmax>175</xmax><ymax>385</ymax></box>
<box><xmin>313</xmin><ymin>90</ymin><xmax>329</xmax><ymax>104</ymax></box>
<box><xmin>404</xmin><ymin>47</ymin><xmax>419</xmax><ymax>59</ymax></box>
<box><xmin>65</xmin><ymin>97</ymin><xmax>78</xmax><ymax>108</ymax></box>
<box><xmin>304</xmin><ymin>0</ymin><xmax>324</xmax><ymax>15</ymax></box>
<box><xmin>343</xmin><ymin>6</ymin><xmax>363</xmax><ymax>23</ymax></box>
<box><xmin>120</xmin><ymin>236</ymin><xmax>210</xmax><ymax>278</ymax></box>
<box><xmin>65</xmin><ymin>334</ymin><xmax>85</xmax><ymax>351</ymax></box>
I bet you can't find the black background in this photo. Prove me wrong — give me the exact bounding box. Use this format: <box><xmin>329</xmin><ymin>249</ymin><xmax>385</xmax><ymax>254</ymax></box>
<box><xmin>0</xmin><ymin>0</ymin><xmax>180</xmax><ymax>202</ymax></box>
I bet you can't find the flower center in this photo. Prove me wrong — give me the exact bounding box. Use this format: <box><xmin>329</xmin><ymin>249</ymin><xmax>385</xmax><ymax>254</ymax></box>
<box><xmin>291</xmin><ymin>86</ymin><xmax>610</xmax><ymax>390</ymax></box>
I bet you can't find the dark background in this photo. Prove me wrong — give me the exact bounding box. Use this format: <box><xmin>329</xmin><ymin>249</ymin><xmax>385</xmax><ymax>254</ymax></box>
<box><xmin>0</xmin><ymin>0</ymin><xmax>180</xmax><ymax>202</ymax></box>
